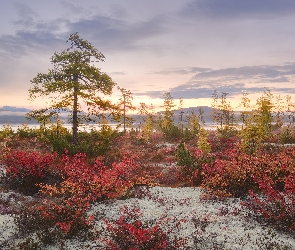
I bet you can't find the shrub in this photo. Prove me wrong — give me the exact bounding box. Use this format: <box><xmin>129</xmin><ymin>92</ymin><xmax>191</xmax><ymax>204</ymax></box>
<box><xmin>201</xmin><ymin>148</ymin><xmax>295</xmax><ymax>198</ymax></box>
<box><xmin>177</xmin><ymin>142</ymin><xmax>215</xmax><ymax>186</ymax></box>
<box><xmin>1</xmin><ymin>149</ymin><xmax>57</xmax><ymax>194</ymax></box>
<box><xmin>216</xmin><ymin>126</ymin><xmax>238</xmax><ymax>139</ymax></box>
<box><xmin>16</xmin><ymin>124</ymin><xmax>38</xmax><ymax>139</ymax></box>
<box><xmin>102</xmin><ymin>205</ymin><xmax>184</xmax><ymax>250</ymax></box>
<box><xmin>36</xmin><ymin>198</ymin><xmax>95</xmax><ymax>241</ymax></box>
<box><xmin>243</xmin><ymin>172</ymin><xmax>295</xmax><ymax>232</ymax></box>
<box><xmin>161</xmin><ymin>125</ymin><xmax>182</xmax><ymax>141</ymax></box>
<box><xmin>209</xmin><ymin>135</ymin><xmax>239</xmax><ymax>158</ymax></box>
<box><xmin>201</xmin><ymin>149</ymin><xmax>259</xmax><ymax>197</ymax></box>
<box><xmin>10</xmin><ymin>196</ymin><xmax>94</xmax><ymax>247</ymax></box>
<box><xmin>52</xmin><ymin>151</ymin><xmax>139</xmax><ymax>200</ymax></box>
<box><xmin>34</xmin><ymin>151</ymin><xmax>139</xmax><ymax>239</ymax></box>
<box><xmin>279</xmin><ymin>127</ymin><xmax>295</xmax><ymax>144</ymax></box>
<box><xmin>46</xmin><ymin>128</ymin><xmax>117</xmax><ymax>156</ymax></box>
<box><xmin>0</xmin><ymin>124</ymin><xmax>14</xmax><ymax>140</ymax></box>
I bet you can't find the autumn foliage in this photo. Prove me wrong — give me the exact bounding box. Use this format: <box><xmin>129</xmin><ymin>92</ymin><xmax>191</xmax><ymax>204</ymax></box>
<box><xmin>177</xmin><ymin>141</ymin><xmax>295</xmax><ymax>232</ymax></box>
<box><xmin>2</xmin><ymin>125</ymin><xmax>295</xmax><ymax>247</ymax></box>
<box><xmin>243</xmin><ymin>171</ymin><xmax>295</xmax><ymax>231</ymax></box>
<box><xmin>1</xmin><ymin>149</ymin><xmax>57</xmax><ymax>194</ymax></box>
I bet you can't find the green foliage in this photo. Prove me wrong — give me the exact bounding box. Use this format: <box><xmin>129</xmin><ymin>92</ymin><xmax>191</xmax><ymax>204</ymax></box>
<box><xmin>159</xmin><ymin>92</ymin><xmax>182</xmax><ymax>139</ymax></box>
<box><xmin>197</xmin><ymin>128</ymin><xmax>211</xmax><ymax>154</ymax></box>
<box><xmin>138</xmin><ymin>102</ymin><xmax>158</xmax><ymax>141</ymax></box>
<box><xmin>285</xmin><ymin>95</ymin><xmax>295</xmax><ymax>127</ymax></box>
<box><xmin>16</xmin><ymin>124</ymin><xmax>38</xmax><ymax>139</ymax></box>
<box><xmin>47</xmin><ymin>127</ymin><xmax>117</xmax><ymax>156</ymax></box>
<box><xmin>177</xmin><ymin>142</ymin><xmax>195</xmax><ymax>170</ymax></box>
<box><xmin>26</xmin><ymin>108</ymin><xmax>55</xmax><ymax>129</ymax></box>
<box><xmin>141</xmin><ymin>116</ymin><xmax>154</xmax><ymax>141</ymax></box>
<box><xmin>279</xmin><ymin>126</ymin><xmax>295</xmax><ymax>144</ymax></box>
<box><xmin>238</xmin><ymin>92</ymin><xmax>252</xmax><ymax>128</ymax></box>
<box><xmin>161</xmin><ymin>124</ymin><xmax>182</xmax><ymax>140</ymax></box>
<box><xmin>161</xmin><ymin>92</ymin><xmax>176</xmax><ymax>128</ymax></box>
<box><xmin>177</xmin><ymin>142</ymin><xmax>215</xmax><ymax>185</ymax></box>
<box><xmin>274</xmin><ymin>95</ymin><xmax>285</xmax><ymax>129</ymax></box>
<box><xmin>216</xmin><ymin>125</ymin><xmax>238</xmax><ymax>139</ymax></box>
<box><xmin>240</xmin><ymin>89</ymin><xmax>274</xmax><ymax>154</ymax></box>
<box><xmin>211</xmin><ymin>91</ymin><xmax>235</xmax><ymax>129</ymax></box>
<box><xmin>183</xmin><ymin>109</ymin><xmax>203</xmax><ymax>140</ymax></box>
<box><xmin>112</xmin><ymin>87</ymin><xmax>136</xmax><ymax>133</ymax></box>
<box><xmin>0</xmin><ymin>124</ymin><xmax>14</xmax><ymax>139</ymax></box>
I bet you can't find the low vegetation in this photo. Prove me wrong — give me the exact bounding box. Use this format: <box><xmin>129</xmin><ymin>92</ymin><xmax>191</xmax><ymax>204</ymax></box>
<box><xmin>1</xmin><ymin>33</ymin><xmax>295</xmax><ymax>249</ymax></box>
<box><xmin>1</xmin><ymin>114</ymin><xmax>295</xmax><ymax>249</ymax></box>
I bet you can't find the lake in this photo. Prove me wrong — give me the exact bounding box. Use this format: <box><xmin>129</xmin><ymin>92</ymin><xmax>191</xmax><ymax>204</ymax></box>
<box><xmin>0</xmin><ymin>122</ymin><xmax>218</xmax><ymax>133</ymax></box>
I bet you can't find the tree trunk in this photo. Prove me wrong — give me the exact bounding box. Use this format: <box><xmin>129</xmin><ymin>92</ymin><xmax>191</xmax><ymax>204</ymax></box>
<box><xmin>72</xmin><ymin>74</ymin><xmax>79</xmax><ymax>145</ymax></box>
<box><xmin>123</xmin><ymin>94</ymin><xmax>126</xmax><ymax>134</ymax></box>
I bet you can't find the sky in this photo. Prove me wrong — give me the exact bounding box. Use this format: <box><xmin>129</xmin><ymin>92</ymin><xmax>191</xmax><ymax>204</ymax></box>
<box><xmin>1</xmin><ymin>0</ymin><xmax>295</xmax><ymax>111</ymax></box>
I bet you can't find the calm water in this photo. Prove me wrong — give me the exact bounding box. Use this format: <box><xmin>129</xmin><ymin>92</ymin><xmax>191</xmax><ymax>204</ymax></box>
<box><xmin>0</xmin><ymin>123</ymin><xmax>121</xmax><ymax>132</ymax></box>
<box><xmin>0</xmin><ymin>123</ymin><xmax>219</xmax><ymax>133</ymax></box>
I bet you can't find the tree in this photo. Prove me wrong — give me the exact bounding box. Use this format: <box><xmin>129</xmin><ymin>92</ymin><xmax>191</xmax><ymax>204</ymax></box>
<box><xmin>28</xmin><ymin>32</ymin><xmax>116</xmax><ymax>145</ymax></box>
<box><xmin>240</xmin><ymin>90</ymin><xmax>274</xmax><ymax>154</ymax></box>
<box><xmin>113</xmin><ymin>87</ymin><xmax>136</xmax><ymax>133</ymax></box>
<box><xmin>285</xmin><ymin>95</ymin><xmax>295</xmax><ymax>127</ymax></box>
<box><xmin>159</xmin><ymin>92</ymin><xmax>181</xmax><ymax>139</ymax></box>
<box><xmin>274</xmin><ymin>95</ymin><xmax>285</xmax><ymax>129</ymax></box>
<box><xmin>138</xmin><ymin>102</ymin><xmax>157</xmax><ymax>140</ymax></box>
<box><xmin>160</xmin><ymin>92</ymin><xmax>176</xmax><ymax>130</ymax></box>
<box><xmin>211</xmin><ymin>91</ymin><xmax>235</xmax><ymax>129</ymax></box>
<box><xmin>184</xmin><ymin>109</ymin><xmax>202</xmax><ymax>139</ymax></box>
<box><xmin>238</xmin><ymin>92</ymin><xmax>252</xmax><ymax>129</ymax></box>
<box><xmin>26</xmin><ymin>108</ymin><xmax>56</xmax><ymax>130</ymax></box>
<box><xmin>211</xmin><ymin>91</ymin><xmax>236</xmax><ymax>138</ymax></box>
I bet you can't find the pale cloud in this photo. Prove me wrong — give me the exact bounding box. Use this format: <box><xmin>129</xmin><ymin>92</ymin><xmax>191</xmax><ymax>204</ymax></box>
<box><xmin>181</xmin><ymin>0</ymin><xmax>295</xmax><ymax>20</ymax></box>
<box><xmin>135</xmin><ymin>63</ymin><xmax>295</xmax><ymax>100</ymax></box>
<box><xmin>150</xmin><ymin>67</ymin><xmax>212</xmax><ymax>75</ymax></box>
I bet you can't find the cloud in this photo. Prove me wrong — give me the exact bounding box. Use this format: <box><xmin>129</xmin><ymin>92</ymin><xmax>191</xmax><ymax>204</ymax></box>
<box><xmin>60</xmin><ymin>0</ymin><xmax>82</xmax><ymax>15</ymax></box>
<box><xmin>13</xmin><ymin>2</ymin><xmax>38</xmax><ymax>27</ymax></box>
<box><xmin>109</xmin><ymin>71</ymin><xmax>127</xmax><ymax>76</ymax></box>
<box><xmin>181</xmin><ymin>0</ymin><xmax>295</xmax><ymax>20</ymax></box>
<box><xmin>135</xmin><ymin>63</ymin><xmax>295</xmax><ymax>99</ymax></box>
<box><xmin>0</xmin><ymin>3</ymin><xmax>170</xmax><ymax>60</ymax></box>
<box><xmin>193</xmin><ymin>64</ymin><xmax>295</xmax><ymax>80</ymax></box>
<box><xmin>67</xmin><ymin>14</ymin><xmax>169</xmax><ymax>53</ymax></box>
<box><xmin>0</xmin><ymin>31</ymin><xmax>65</xmax><ymax>59</ymax></box>
<box><xmin>150</xmin><ymin>67</ymin><xmax>212</xmax><ymax>75</ymax></box>
<box><xmin>0</xmin><ymin>2</ymin><xmax>70</xmax><ymax>59</ymax></box>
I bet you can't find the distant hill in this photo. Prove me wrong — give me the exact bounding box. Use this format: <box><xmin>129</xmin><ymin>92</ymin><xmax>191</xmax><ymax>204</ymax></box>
<box><xmin>0</xmin><ymin>106</ymin><xmax>32</xmax><ymax>112</ymax></box>
<box><xmin>0</xmin><ymin>106</ymin><xmax>34</xmax><ymax>124</ymax></box>
<box><xmin>0</xmin><ymin>105</ymin><xmax>241</xmax><ymax>125</ymax></box>
<box><xmin>166</xmin><ymin>106</ymin><xmax>216</xmax><ymax>123</ymax></box>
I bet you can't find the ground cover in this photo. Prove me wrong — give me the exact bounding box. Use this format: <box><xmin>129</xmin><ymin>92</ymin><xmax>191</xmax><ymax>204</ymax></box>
<box><xmin>1</xmin><ymin>129</ymin><xmax>295</xmax><ymax>249</ymax></box>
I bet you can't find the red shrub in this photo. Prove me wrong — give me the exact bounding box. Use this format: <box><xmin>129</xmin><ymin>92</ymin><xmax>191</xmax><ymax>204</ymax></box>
<box><xmin>102</xmin><ymin>205</ymin><xmax>184</xmax><ymax>250</ymax></box>
<box><xmin>1</xmin><ymin>149</ymin><xmax>57</xmax><ymax>194</ymax></box>
<box><xmin>3</xmin><ymin>149</ymin><xmax>56</xmax><ymax>179</ymax></box>
<box><xmin>54</xmin><ymin>151</ymin><xmax>139</xmax><ymax>200</ymax></box>
<box><xmin>38</xmin><ymin>151</ymin><xmax>140</xmax><ymax>235</ymax></box>
<box><xmin>197</xmin><ymin>147</ymin><xmax>295</xmax><ymax>197</ymax></box>
<box><xmin>243</xmin><ymin>173</ymin><xmax>295</xmax><ymax>231</ymax></box>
